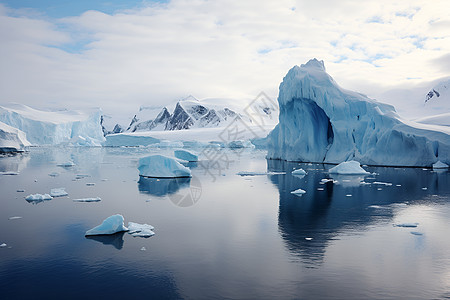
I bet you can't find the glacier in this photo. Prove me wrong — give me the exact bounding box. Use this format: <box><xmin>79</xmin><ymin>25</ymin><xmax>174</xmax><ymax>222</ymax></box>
<box><xmin>0</xmin><ymin>104</ymin><xmax>105</xmax><ymax>146</ymax></box>
<box><xmin>267</xmin><ymin>59</ymin><xmax>450</xmax><ymax>167</ymax></box>
<box><xmin>0</xmin><ymin>121</ymin><xmax>30</xmax><ymax>153</ymax></box>
<box><xmin>138</xmin><ymin>154</ymin><xmax>192</xmax><ymax>178</ymax></box>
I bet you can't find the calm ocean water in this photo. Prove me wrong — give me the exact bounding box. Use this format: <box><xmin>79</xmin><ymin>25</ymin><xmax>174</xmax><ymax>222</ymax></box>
<box><xmin>1</xmin><ymin>147</ymin><xmax>449</xmax><ymax>299</ymax></box>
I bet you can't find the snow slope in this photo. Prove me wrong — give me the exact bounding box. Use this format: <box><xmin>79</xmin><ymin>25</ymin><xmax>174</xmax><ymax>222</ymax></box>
<box><xmin>0</xmin><ymin>104</ymin><xmax>105</xmax><ymax>146</ymax></box>
<box><xmin>267</xmin><ymin>59</ymin><xmax>450</xmax><ymax>167</ymax></box>
<box><xmin>0</xmin><ymin>121</ymin><xmax>31</xmax><ymax>152</ymax></box>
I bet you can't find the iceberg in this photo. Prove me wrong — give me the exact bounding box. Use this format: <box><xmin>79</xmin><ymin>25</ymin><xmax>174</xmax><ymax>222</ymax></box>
<box><xmin>127</xmin><ymin>222</ymin><xmax>155</xmax><ymax>237</ymax></box>
<box><xmin>50</xmin><ymin>188</ymin><xmax>68</xmax><ymax>197</ymax></box>
<box><xmin>433</xmin><ymin>160</ymin><xmax>448</xmax><ymax>169</ymax></box>
<box><xmin>328</xmin><ymin>161</ymin><xmax>370</xmax><ymax>175</ymax></box>
<box><xmin>291</xmin><ymin>168</ymin><xmax>307</xmax><ymax>175</ymax></box>
<box><xmin>267</xmin><ymin>59</ymin><xmax>450</xmax><ymax>167</ymax></box>
<box><xmin>104</xmin><ymin>132</ymin><xmax>160</xmax><ymax>147</ymax></box>
<box><xmin>0</xmin><ymin>121</ymin><xmax>30</xmax><ymax>153</ymax></box>
<box><xmin>25</xmin><ymin>193</ymin><xmax>52</xmax><ymax>202</ymax></box>
<box><xmin>0</xmin><ymin>104</ymin><xmax>105</xmax><ymax>146</ymax></box>
<box><xmin>174</xmin><ymin>149</ymin><xmax>198</xmax><ymax>162</ymax></box>
<box><xmin>138</xmin><ymin>155</ymin><xmax>192</xmax><ymax>178</ymax></box>
<box><xmin>85</xmin><ymin>214</ymin><xmax>128</xmax><ymax>236</ymax></box>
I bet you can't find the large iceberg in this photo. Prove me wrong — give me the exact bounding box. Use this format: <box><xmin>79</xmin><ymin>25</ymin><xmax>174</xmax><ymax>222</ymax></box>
<box><xmin>267</xmin><ymin>59</ymin><xmax>450</xmax><ymax>167</ymax></box>
<box><xmin>85</xmin><ymin>214</ymin><xmax>128</xmax><ymax>236</ymax></box>
<box><xmin>138</xmin><ymin>154</ymin><xmax>192</xmax><ymax>178</ymax></box>
<box><xmin>0</xmin><ymin>104</ymin><xmax>105</xmax><ymax>146</ymax></box>
<box><xmin>0</xmin><ymin>121</ymin><xmax>30</xmax><ymax>153</ymax></box>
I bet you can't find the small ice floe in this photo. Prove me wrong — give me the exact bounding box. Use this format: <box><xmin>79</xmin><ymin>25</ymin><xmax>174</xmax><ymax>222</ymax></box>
<box><xmin>128</xmin><ymin>222</ymin><xmax>155</xmax><ymax>237</ymax></box>
<box><xmin>328</xmin><ymin>161</ymin><xmax>370</xmax><ymax>175</ymax></box>
<box><xmin>73</xmin><ymin>197</ymin><xmax>101</xmax><ymax>202</ymax></box>
<box><xmin>317</xmin><ymin>188</ymin><xmax>324</xmax><ymax>191</ymax></box>
<box><xmin>16</xmin><ymin>189</ymin><xmax>24</xmax><ymax>192</ymax></box>
<box><xmin>346</xmin><ymin>194</ymin><xmax>352</xmax><ymax>197</ymax></box>
<box><xmin>57</xmin><ymin>161</ymin><xmax>75</xmax><ymax>167</ymax></box>
<box><xmin>48</xmin><ymin>172</ymin><xmax>59</xmax><ymax>177</ymax></box>
<box><xmin>140</xmin><ymin>247</ymin><xmax>147</xmax><ymax>251</ymax></box>
<box><xmin>86</xmin><ymin>183</ymin><xmax>95</xmax><ymax>186</ymax></box>
<box><xmin>396</xmin><ymin>184</ymin><xmax>402</xmax><ymax>187</ymax></box>
<box><xmin>25</xmin><ymin>193</ymin><xmax>52</xmax><ymax>201</ymax></box>
<box><xmin>8</xmin><ymin>216</ymin><xmax>22</xmax><ymax>220</ymax></box>
<box><xmin>237</xmin><ymin>171</ymin><xmax>285</xmax><ymax>176</ymax></box>
<box><xmin>0</xmin><ymin>171</ymin><xmax>19</xmax><ymax>175</ymax></box>
<box><xmin>0</xmin><ymin>243</ymin><xmax>7</xmax><ymax>248</ymax></box>
<box><xmin>422</xmin><ymin>187</ymin><xmax>428</xmax><ymax>190</ymax></box>
<box><xmin>373</xmin><ymin>182</ymin><xmax>393</xmax><ymax>186</ymax></box>
<box><xmin>291</xmin><ymin>188</ymin><xmax>306</xmax><ymax>196</ymax></box>
<box><xmin>410</xmin><ymin>231</ymin><xmax>423</xmax><ymax>236</ymax></box>
<box><xmin>305</xmin><ymin>237</ymin><xmax>313</xmax><ymax>241</ymax></box>
<box><xmin>394</xmin><ymin>222</ymin><xmax>419</xmax><ymax>228</ymax></box>
<box><xmin>377</xmin><ymin>188</ymin><xmax>383</xmax><ymax>191</ymax></box>
<box><xmin>75</xmin><ymin>174</ymin><xmax>90</xmax><ymax>180</ymax></box>
<box><xmin>85</xmin><ymin>214</ymin><xmax>128</xmax><ymax>236</ymax></box>
<box><xmin>50</xmin><ymin>188</ymin><xmax>68</xmax><ymax>197</ymax></box>
<box><xmin>291</xmin><ymin>168</ymin><xmax>307</xmax><ymax>176</ymax></box>
<box><xmin>320</xmin><ymin>178</ymin><xmax>338</xmax><ymax>184</ymax></box>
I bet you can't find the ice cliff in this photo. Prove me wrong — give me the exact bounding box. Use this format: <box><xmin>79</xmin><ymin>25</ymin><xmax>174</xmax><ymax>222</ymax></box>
<box><xmin>0</xmin><ymin>104</ymin><xmax>105</xmax><ymax>146</ymax></box>
<box><xmin>267</xmin><ymin>59</ymin><xmax>450</xmax><ymax>167</ymax></box>
<box><xmin>0</xmin><ymin>121</ymin><xmax>30</xmax><ymax>153</ymax></box>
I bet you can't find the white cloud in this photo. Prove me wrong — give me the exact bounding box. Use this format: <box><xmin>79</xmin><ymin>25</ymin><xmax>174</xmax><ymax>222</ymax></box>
<box><xmin>0</xmin><ymin>0</ymin><xmax>449</xmax><ymax>119</ymax></box>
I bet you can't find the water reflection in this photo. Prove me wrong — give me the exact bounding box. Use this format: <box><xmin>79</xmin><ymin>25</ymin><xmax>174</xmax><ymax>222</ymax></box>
<box><xmin>0</xmin><ymin>153</ymin><xmax>30</xmax><ymax>173</ymax></box>
<box><xmin>138</xmin><ymin>176</ymin><xmax>191</xmax><ymax>197</ymax></box>
<box><xmin>268</xmin><ymin>159</ymin><xmax>450</xmax><ymax>265</ymax></box>
<box><xmin>85</xmin><ymin>232</ymin><xmax>125</xmax><ymax>250</ymax></box>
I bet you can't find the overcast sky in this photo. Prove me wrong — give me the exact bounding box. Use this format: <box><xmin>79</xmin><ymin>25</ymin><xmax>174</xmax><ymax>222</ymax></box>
<box><xmin>0</xmin><ymin>0</ymin><xmax>449</xmax><ymax>118</ymax></box>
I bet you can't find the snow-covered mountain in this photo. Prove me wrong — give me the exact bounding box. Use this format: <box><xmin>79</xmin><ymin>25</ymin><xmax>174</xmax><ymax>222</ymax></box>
<box><xmin>0</xmin><ymin>104</ymin><xmax>105</xmax><ymax>146</ymax></box>
<box><xmin>267</xmin><ymin>59</ymin><xmax>450</xmax><ymax>167</ymax></box>
<box><xmin>415</xmin><ymin>79</ymin><xmax>450</xmax><ymax>127</ymax></box>
<box><xmin>123</xmin><ymin>95</ymin><xmax>277</xmax><ymax>133</ymax></box>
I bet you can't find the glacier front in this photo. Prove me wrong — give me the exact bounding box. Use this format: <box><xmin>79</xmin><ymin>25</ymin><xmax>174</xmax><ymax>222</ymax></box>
<box><xmin>0</xmin><ymin>104</ymin><xmax>105</xmax><ymax>146</ymax></box>
<box><xmin>267</xmin><ymin>59</ymin><xmax>450</xmax><ymax>167</ymax></box>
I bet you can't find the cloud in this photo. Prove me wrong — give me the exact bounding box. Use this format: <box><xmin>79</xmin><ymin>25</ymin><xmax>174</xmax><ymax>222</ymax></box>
<box><xmin>0</xmin><ymin>0</ymin><xmax>449</xmax><ymax>119</ymax></box>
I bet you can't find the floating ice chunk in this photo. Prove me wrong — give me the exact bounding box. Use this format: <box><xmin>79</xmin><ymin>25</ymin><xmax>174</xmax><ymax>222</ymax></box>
<box><xmin>0</xmin><ymin>171</ymin><xmax>19</xmax><ymax>175</ymax></box>
<box><xmin>291</xmin><ymin>188</ymin><xmax>306</xmax><ymax>196</ymax></box>
<box><xmin>25</xmin><ymin>193</ymin><xmax>52</xmax><ymax>201</ymax></box>
<box><xmin>73</xmin><ymin>197</ymin><xmax>101</xmax><ymax>202</ymax></box>
<box><xmin>305</xmin><ymin>237</ymin><xmax>313</xmax><ymax>241</ymax></box>
<box><xmin>75</xmin><ymin>174</ymin><xmax>90</xmax><ymax>179</ymax></box>
<box><xmin>410</xmin><ymin>231</ymin><xmax>423</xmax><ymax>236</ymax></box>
<box><xmin>292</xmin><ymin>168</ymin><xmax>307</xmax><ymax>175</ymax></box>
<box><xmin>394</xmin><ymin>223</ymin><xmax>419</xmax><ymax>228</ymax></box>
<box><xmin>237</xmin><ymin>171</ymin><xmax>286</xmax><ymax>176</ymax></box>
<box><xmin>433</xmin><ymin>161</ymin><xmax>449</xmax><ymax>169</ymax></box>
<box><xmin>86</xmin><ymin>183</ymin><xmax>95</xmax><ymax>186</ymax></box>
<box><xmin>140</xmin><ymin>247</ymin><xmax>146</xmax><ymax>251</ymax></box>
<box><xmin>346</xmin><ymin>194</ymin><xmax>352</xmax><ymax>197</ymax></box>
<box><xmin>0</xmin><ymin>243</ymin><xmax>6</xmax><ymax>247</ymax></box>
<box><xmin>373</xmin><ymin>182</ymin><xmax>393</xmax><ymax>186</ymax></box>
<box><xmin>48</xmin><ymin>172</ymin><xmax>59</xmax><ymax>177</ymax></box>
<box><xmin>127</xmin><ymin>222</ymin><xmax>155</xmax><ymax>237</ymax></box>
<box><xmin>138</xmin><ymin>155</ymin><xmax>191</xmax><ymax>178</ymax></box>
<box><xmin>174</xmin><ymin>149</ymin><xmax>198</xmax><ymax>162</ymax></box>
<box><xmin>57</xmin><ymin>161</ymin><xmax>75</xmax><ymax>167</ymax></box>
<box><xmin>320</xmin><ymin>178</ymin><xmax>338</xmax><ymax>184</ymax></box>
<box><xmin>328</xmin><ymin>161</ymin><xmax>370</xmax><ymax>175</ymax></box>
<box><xmin>16</xmin><ymin>189</ymin><xmax>24</xmax><ymax>192</ymax></box>
<box><xmin>50</xmin><ymin>188</ymin><xmax>68</xmax><ymax>197</ymax></box>
<box><xmin>317</xmin><ymin>188</ymin><xmax>324</xmax><ymax>191</ymax></box>
<box><xmin>8</xmin><ymin>216</ymin><xmax>22</xmax><ymax>220</ymax></box>
<box><xmin>85</xmin><ymin>214</ymin><xmax>128</xmax><ymax>236</ymax></box>
<box><xmin>422</xmin><ymin>187</ymin><xmax>428</xmax><ymax>190</ymax></box>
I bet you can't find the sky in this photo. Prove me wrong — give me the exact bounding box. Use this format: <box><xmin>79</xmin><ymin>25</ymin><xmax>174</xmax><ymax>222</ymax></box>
<box><xmin>0</xmin><ymin>0</ymin><xmax>449</xmax><ymax>119</ymax></box>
